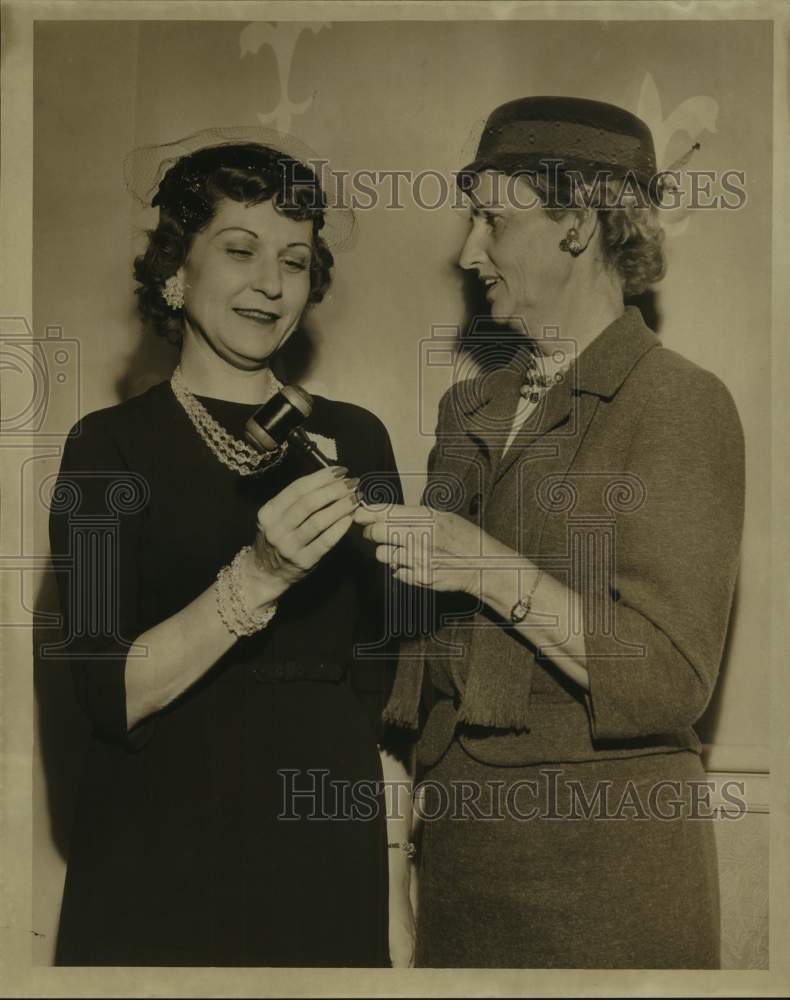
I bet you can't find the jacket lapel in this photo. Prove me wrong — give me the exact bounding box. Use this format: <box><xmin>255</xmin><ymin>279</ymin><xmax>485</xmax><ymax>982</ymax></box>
<box><xmin>493</xmin><ymin>376</ymin><xmax>573</xmax><ymax>485</ymax></box>
<box><xmin>475</xmin><ymin>308</ymin><xmax>661</xmax><ymax>552</ymax></box>
<box><xmin>456</xmin><ymin>364</ymin><xmax>523</xmax><ymax>461</ymax></box>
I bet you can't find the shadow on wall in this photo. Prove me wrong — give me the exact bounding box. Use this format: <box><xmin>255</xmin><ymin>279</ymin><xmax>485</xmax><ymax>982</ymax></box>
<box><xmin>626</xmin><ymin>289</ymin><xmax>661</xmax><ymax>335</ymax></box>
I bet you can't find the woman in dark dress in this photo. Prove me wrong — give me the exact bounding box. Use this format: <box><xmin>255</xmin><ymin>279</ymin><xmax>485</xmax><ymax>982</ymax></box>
<box><xmin>362</xmin><ymin>97</ymin><xmax>745</xmax><ymax>967</ymax></box>
<box><xmin>49</xmin><ymin>136</ymin><xmax>414</xmax><ymax>967</ymax></box>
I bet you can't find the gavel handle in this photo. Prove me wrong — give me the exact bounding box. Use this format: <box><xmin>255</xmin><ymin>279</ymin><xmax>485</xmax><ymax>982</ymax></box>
<box><xmin>289</xmin><ymin>427</ymin><xmax>334</xmax><ymax>468</ymax></box>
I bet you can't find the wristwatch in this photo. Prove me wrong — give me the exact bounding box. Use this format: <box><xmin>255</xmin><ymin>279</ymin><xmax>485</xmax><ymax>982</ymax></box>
<box><xmin>510</xmin><ymin>594</ymin><xmax>533</xmax><ymax>624</ymax></box>
<box><xmin>509</xmin><ymin>569</ymin><xmax>543</xmax><ymax>624</ymax></box>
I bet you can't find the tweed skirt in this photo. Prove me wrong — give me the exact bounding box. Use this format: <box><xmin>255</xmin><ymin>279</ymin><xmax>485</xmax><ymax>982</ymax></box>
<box><xmin>415</xmin><ymin>742</ymin><xmax>720</xmax><ymax>969</ymax></box>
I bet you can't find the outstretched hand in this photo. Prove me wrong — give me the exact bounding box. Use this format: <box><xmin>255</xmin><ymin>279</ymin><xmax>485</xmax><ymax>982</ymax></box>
<box><xmin>354</xmin><ymin>502</ymin><xmax>501</xmax><ymax>596</ymax></box>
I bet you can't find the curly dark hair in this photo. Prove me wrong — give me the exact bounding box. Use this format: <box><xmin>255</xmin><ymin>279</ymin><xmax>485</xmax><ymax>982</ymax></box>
<box><xmin>134</xmin><ymin>143</ymin><xmax>334</xmax><ymax>343</ymax></box>
<box><xmin>458</xmin><ymin>163</ymin><xmax>666</xmax><ymax>297</ymax></box>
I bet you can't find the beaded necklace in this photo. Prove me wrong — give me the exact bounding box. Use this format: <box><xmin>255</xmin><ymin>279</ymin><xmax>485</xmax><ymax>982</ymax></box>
<box><xmin>170</xmin><ymin>365</ymin><xmax>286</xmax><ymax>476</ymax></box>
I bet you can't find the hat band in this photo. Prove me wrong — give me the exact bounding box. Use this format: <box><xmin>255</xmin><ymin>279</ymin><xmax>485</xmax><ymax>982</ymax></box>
<box><xmin>477</xmin><ymin>120</ymin><xmax>654</xmax><ymax>181</ymax></box>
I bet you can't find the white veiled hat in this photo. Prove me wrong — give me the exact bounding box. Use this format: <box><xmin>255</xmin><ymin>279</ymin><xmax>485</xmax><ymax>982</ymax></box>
<box><xmin>123</xmin><ymin>125</ymin><xmax>356</xmax><ymax>251</ymax></box>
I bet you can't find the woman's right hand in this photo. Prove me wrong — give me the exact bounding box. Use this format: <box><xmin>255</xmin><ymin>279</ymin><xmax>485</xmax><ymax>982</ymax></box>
<box><xmin>243</xmin><ymin>465</ymin><xmax>359</xmax><ymax>608</ymax></box>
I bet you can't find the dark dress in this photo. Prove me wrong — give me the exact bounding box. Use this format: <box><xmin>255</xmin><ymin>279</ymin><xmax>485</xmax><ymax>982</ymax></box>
<box><xmin>48</xmin><ymin>380</ymin><xmax>402</xmax><ymax>967</ymax></box>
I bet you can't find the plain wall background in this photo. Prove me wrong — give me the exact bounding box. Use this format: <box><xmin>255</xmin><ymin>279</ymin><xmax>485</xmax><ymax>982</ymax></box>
<box><xmin>32</xmin><ymin>18</ymin><xmax>772</xmax><ymax>963</ymax></box>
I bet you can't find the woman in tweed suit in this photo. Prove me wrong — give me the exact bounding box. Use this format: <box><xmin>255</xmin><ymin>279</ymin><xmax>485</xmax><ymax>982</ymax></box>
<box><xmin>356</xmin><ymin>97</ymin><xmax>745</xmax><ymax>968</ymax></box>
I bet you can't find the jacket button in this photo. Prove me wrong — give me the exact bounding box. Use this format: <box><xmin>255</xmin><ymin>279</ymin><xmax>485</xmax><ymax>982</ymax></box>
<box><xmin>468</xmin><ymin>493</ymin><xmax>482</xmax><ymax>518</ymax></box>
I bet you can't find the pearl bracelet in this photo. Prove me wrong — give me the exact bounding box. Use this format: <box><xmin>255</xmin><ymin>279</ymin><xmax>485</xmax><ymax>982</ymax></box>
<box><xmin>215</xmin><ymin>545</ymin><xmax>278</xmax><ymax>637</ymax></box>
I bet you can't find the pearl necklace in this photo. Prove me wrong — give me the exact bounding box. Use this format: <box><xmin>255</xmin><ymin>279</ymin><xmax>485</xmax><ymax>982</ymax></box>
<box><xmin>519</xmin><ymin>352</ymin><xmax>551</xmax><ymax>401</ymax></box>
<box><xmin>170</xmin><ymin>365</ymin><xmax>286</xmax><ymax>476</ymax></box>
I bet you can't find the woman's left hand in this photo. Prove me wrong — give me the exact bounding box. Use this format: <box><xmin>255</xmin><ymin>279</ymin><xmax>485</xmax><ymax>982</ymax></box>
<box><xmin>355</xmin><ymin>503</ymin><xmax>501</xmax><ymax>596</ymax></box>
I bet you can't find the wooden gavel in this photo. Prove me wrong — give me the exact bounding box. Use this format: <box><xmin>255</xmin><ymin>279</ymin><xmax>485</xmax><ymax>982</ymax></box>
<box><xmin>244</xmin><ymin>385</ymin><xmax>334</xmax><ymax>468</ymax></box>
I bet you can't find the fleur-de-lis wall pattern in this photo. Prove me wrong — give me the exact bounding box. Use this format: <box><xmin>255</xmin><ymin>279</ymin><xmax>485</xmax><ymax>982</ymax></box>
<box><xmin>239</xmin><ymin>22</ymin><xmax>331</xmax><ymax>133</ymax></box>
<box><xmin>637</xmin><ymin>73</ymin><xmax>720</xmax><ymax>235</ymax></box>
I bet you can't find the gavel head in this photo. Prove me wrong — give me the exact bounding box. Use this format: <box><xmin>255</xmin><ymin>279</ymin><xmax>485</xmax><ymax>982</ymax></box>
<box><xmin>244</xmin><ymin>385</ymin><xmax>314</xmax><ymax>453</ymax></box>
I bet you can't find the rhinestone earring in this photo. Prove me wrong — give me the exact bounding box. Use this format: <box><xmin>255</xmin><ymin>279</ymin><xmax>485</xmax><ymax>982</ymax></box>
<box><xmin>559</xmin><ymin>227</ymin><xmax>583</xmax><ymax>257</ymax></box>
<box><xmin>162</xmin><ymin>274</ymin><xmax>185</xmax><ymax>310</ymax></box>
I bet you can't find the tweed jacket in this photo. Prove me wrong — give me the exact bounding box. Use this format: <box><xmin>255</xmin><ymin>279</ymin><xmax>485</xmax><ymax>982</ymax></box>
<box><xmin>383</xmin><ymin>307</ymin><xmax>745</xmax><ymax>768</ymax></box>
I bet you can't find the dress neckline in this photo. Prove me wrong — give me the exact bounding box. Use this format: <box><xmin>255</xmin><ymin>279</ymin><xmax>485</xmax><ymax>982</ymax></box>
<box><xmin>192</xmin><ymin>393</ymin><xmax>260</xmax><ymax>408</ymax></box>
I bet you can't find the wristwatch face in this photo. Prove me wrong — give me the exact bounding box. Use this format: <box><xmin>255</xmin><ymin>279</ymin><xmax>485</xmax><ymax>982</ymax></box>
<box><xmin>510</xmin><ymin>599</ymin><xmax>530</xmax><ymax>624</ymax></box>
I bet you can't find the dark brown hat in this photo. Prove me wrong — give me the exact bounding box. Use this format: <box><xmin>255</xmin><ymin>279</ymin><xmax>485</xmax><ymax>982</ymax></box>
<box><xmin>460</xmin><ymin>95</ymin><xmax>658</xmax><ymax>200</ymax></box>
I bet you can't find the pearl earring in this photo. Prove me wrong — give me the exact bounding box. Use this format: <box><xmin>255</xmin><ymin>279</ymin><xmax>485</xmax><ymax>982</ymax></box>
<box><xmin>559</xmin><ymin>227</ymin><xmax>583</xmax><ymax>257</ymax></box>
